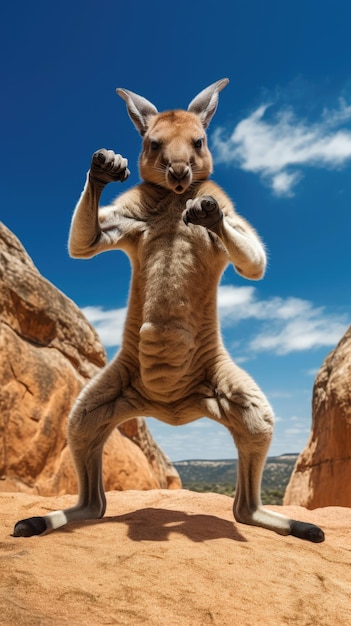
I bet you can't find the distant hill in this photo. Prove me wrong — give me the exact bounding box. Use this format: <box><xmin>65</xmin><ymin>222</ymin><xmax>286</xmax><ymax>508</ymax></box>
<box><xmin>174</xmin><ymin>454</ymin><xmax>298</xmax><ymax>504</ymax></box>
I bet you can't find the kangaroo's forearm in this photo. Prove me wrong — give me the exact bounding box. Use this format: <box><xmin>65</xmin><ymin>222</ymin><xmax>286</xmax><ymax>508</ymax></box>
<box><xmin>190</xmin><ymin>182</ymin><xmax>266</xmax><ymax>280</ymax></box>
<box><xmin>68</xmin><ymin>174</ymin><xmax>103</xmax><ymax>258</ymax></box>
<box><xmin>69</xmin><ymin>149</ymin><xmax>132</xmax><ymax>258</ymax></box>
<box><xmin>211</xmin><ymin>216</ymin><xmax>266</xmax><ymax>280</ymax></box>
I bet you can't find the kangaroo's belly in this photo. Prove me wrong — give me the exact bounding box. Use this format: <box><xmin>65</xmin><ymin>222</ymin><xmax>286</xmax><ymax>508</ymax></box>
<box><xmin>139</xmin><ymin>322</ymin><xmax>196</xmax><ymax>397</ymax></box>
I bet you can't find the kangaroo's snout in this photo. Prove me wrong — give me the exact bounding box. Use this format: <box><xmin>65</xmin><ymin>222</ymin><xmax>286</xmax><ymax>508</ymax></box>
<box><xmin>167</xmin><ymin>162</ymin><xmax>191</xmax><ymax>193</ymax></box>
<box><xmin>168</xmin><ymin>163</ymin><xmax>190</xmax><ymax>181</ymax></box>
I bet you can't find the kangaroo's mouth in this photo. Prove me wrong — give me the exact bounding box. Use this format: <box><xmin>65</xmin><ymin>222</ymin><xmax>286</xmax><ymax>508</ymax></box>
<box><xmin>167</xmin><ymin>176</ymin><xmax>192</xmax><ymax>194</ymax></box>
<box><xmin>166</xmin><ymin>165</ymin><xmax>192</xmax><ymax>194</ymax></box>
<box><xmin>166</xmin><ymin>180</ymin><xmax>190</xmax><ymax>194</ymax></box>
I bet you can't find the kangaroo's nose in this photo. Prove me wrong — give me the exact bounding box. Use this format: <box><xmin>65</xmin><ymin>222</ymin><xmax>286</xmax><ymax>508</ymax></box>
<box><xmin>169</xmin><ymin>164</ymin><xmax>190</xmax><ymax>181</ymax></box>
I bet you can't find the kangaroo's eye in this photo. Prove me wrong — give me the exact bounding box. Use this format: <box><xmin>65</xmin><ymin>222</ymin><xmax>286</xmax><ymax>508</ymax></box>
<box><xmin>194</xmin><ymin>138</ymin><xmax>204</xmax><ymax>149</ymax></box>
<box><xmin>150</xmin><ymin>140</ymin><xmax>160</xmax><ymax>151</ymax></box>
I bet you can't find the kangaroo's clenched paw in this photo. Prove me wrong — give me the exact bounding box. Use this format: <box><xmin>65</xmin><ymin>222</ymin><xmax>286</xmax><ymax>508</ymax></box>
<box><xmin>182</xmin><ymin>195</ymin><xmax>223</xmax><ymax>230</ymax></box>
<box><xmin>89</xmin><ymin>149</ymin><xmax>130</xmax><ymax>187</ymax></box>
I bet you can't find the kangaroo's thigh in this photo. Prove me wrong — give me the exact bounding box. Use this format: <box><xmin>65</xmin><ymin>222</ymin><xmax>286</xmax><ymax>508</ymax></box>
<box><xmin>211</xmin><ymin>359</ymin><xmax>274</xmax><ymax>441</ymax></box>
<box><xmin>69</xmin><ymin>356</ymin><xmax>140</xmax><ymax>444</ymax></box>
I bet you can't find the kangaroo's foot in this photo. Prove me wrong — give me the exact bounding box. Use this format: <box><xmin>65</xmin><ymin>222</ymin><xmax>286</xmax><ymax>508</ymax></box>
<box><xmin>289</xmin><ymin>520</ymin><xmax>325</xmax><ymax>542</ymax></box>
<box><xmin>13</xmin><ymin>500</ymin><xmax>106</xmax><ymax>537</ymax></box>
<box><xmin>13</xmin><ymin>516</ymin><xmax>48</xmax><ymax>537</ymax></box>
<box><xmin>234</xmin><ymin>502</ymin><xmax>325</xmax><ymax>543</ymax></box>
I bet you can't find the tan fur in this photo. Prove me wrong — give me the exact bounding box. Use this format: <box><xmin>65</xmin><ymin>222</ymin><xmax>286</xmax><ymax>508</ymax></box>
<box><xmin>13</xmin><ymin>80</ymin><xmax>324</xmax><ymax>542</ymax></box>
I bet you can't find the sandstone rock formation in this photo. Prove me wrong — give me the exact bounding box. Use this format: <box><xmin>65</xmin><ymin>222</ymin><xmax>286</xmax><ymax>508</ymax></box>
<box><xmin>2</xmin><ymin>490</ymin><xmax>351</xmax><ymax>625</ymax></box>
<box><xmin>119</xmin><ymin>418</ymin><xmax>181</xmax><ymax>489</ymax></box>
<box><xmin>0</xmin><ymin>222</ymin><xmax>181</xmax><ymax>495</ymax></box>
<box><xmin>284</xmin><ymin>325</ymin><xmax>351</xmax><ymax>508</ymax></box>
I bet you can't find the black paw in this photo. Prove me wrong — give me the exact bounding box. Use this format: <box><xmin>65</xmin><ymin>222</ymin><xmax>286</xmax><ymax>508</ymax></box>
<box><xmin>13</xmin><ymin>516</ymin><xmax>47</xmax><ymax>537</ymax></box>
<box><xmin>89</xmin><ymin>149</ymin><xmax>130</xmax><ymax>187</ymax></box>
<box><xmin>183</xmin><ymin>195</ymin><xmax>223</xmax><ymax>229</ymax></box>
<box><xmin>290</xmin><ymin>521</ymin><xmax>325</xmax><ymax>543</ymax></box>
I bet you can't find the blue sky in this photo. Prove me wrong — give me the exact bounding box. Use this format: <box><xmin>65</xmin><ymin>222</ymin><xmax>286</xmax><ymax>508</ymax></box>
<box><xmin>1</xmin><ymin>0</ymin><xmax>350</xmax><ymax>461</ymax></box>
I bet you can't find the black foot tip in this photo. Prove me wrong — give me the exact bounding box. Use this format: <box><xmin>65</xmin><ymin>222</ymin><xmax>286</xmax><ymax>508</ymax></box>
<box><xmin>290</xmin><ymin>521</ymin><xmax>325</xmax><ymax>543</ymax></box>
<box><xmin>13</xmin><ymin>516</ymin><xmax>47</xmax><ymax>537</ymax></box>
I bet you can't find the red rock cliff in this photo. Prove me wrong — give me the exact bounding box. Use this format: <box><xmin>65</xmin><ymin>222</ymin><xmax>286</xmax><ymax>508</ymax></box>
<box><xmin>284</xmin><ymin>325</ymin><xmax>351</xmax><ymax>507</ymax></box>
<box><xmin>0</xmin><ymin>222</ymin><xmax>181</xmax><ymax>495</ymax></box>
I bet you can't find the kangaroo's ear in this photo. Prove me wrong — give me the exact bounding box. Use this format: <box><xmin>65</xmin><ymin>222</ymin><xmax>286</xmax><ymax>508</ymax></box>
<box><xmin>188</xmin><ymin>78</ymin><xmax>229</xmax><ymax>129</ymax></box>
<box><xmin>116</xmin><ymin>88</ymin><xmax>158</xmax><ymax>135</ymax></box>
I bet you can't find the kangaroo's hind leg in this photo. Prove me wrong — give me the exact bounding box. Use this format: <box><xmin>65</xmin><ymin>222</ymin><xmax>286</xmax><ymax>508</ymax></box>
<box><xmin>13</xmin><ymin>357</ymin><xmax>139</xmax><ymax>537</ymax></box>
<box><xmin>210</xmin><ymin>360</ymin><xmax>325</xmax><ymax>542</ymax></box>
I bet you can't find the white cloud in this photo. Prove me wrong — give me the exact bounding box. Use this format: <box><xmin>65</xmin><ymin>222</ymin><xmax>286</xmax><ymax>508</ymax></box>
<box><xmin>322</xmin><ymin>97</ymin><xmax>351</xmax><ymax>127</ymax></box>
<box><xmin>212</xmin><ymin>98</ymin><xmax>351</xmax><ymax>196</ymax></box>
<box><xmin>266</xmin><ymin>392</ymin><xmax>292</xmax><ymax>399</ymax></box>
<box><xmin>306</xmin><ymin>368</ymin><xmax>319</xmax><ymax>377</ymax></box>
<box><xmin>217</xmin><ymin>285</ymin><xmax>255</xmax><ymax>319</ymax></box>
<box><xmin>82</xmin><ymin>286</ymin><xmax>348</xmax><ymax>356</ymax></box>
<box><xmin>81</xmin><ymin>305</ymin><xmax>127</xmax><ymax>347</ymax></box>
<box><xmin>284</xmin><ymin>416</ymin><xmax>310</xmax><ymax>437</ymax></box>
<box><xmin>249</xmin><ymin>313</ymin><xmax>347</xmax><ymax>355</ymax></box>
<box><xmin>271</xmin><ymin>171</ymin><xmax>302</xmax><ymax>197</ymax></box>
<box><xmin>218</xmin><ymin>285</ymin><xmax>347</xmax><ymax>355</ymax></box>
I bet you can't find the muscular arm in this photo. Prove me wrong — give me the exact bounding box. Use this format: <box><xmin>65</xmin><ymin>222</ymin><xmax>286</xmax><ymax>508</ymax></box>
<box><xmin>68</xmin><ymin>149</ymin><xmax>131</xmax><ymax>258</ymax></box>
<box><xmin>183</xmin><ymin>183</ymin><xmax>267</xmax><ymax>280</ymax></box>
<box><xmin>212</xmin><ymin>213</ymin><xmax>267</xmax><ymax>280</ymax></box>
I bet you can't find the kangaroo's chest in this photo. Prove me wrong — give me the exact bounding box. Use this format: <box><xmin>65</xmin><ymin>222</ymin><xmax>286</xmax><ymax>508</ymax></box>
<box><xmin>139</xmin><ymin>213</ymin><xmax>216</xmax><ymax>300</ymax></box>
<box><xmin>130</xmin><ymin>212</ymin><xmax>224</xmax><ymax>398</ymax></box>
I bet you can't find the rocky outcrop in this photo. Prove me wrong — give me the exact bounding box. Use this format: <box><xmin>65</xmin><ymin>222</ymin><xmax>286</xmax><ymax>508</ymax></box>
<box><xmin>0</xmin><ymin>222</ymin><xmax>181</xmax><ymax>495</ymax></box>
<box><xmin>119</xmin><ymin>418</ymin><xmax>181</xmax><ymax>489</ymax></box>
<box><xmin>2</xmin><ymin>491</ymin><xmax>351</xmax><ymax>625</ymax></box>
<box><xmin>284</xmin><ymin>325</ymin><xmax>351</xmax><ymax>508</ymax></box>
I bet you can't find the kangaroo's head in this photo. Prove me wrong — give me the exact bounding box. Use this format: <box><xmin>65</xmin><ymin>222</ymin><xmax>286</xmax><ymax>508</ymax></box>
<box><xmin>117</xmin><ymin>79</ymin><xmax>229</xmax><ymax>194</ymax></box>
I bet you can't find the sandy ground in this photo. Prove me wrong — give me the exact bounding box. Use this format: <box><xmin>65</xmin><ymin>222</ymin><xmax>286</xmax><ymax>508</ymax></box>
<box><xmin>1</xmin><ymin>489</ymin><xmax>350</xmax><ymax>625</ymax></box>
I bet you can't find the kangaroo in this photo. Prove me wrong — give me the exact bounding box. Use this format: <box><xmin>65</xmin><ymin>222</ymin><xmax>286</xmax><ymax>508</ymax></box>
<box><xmin>14</xmin><ymin>79</ymin><xmax>324</xmax><ymax>542</ymax></box>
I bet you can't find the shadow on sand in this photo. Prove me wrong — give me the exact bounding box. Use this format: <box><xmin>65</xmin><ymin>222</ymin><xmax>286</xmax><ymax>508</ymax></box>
<box><xmin>58</xmin><ymin>506</ymin><xmax>247</xmax><ymax>543</ymax></box>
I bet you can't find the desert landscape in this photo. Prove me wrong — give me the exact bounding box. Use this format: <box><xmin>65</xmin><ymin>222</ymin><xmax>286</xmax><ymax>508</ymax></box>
<box><xmin>1</xmin><ymin>222</ymin><xmax>351</xmax><ymax>624</ymax></box>
<box><xmin>2</xmin><ymin>490</ymin><xmax>351</xmax><ymax>626</ymax></box>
